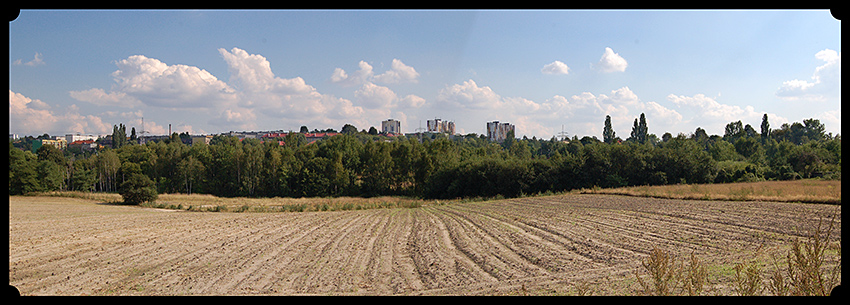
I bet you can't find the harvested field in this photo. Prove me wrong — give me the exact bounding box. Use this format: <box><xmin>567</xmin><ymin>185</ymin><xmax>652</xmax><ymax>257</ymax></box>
<box><xmin>9</xmin><ymin>194</ymin><xmax>841</xmax><ymax>296</ymax></box>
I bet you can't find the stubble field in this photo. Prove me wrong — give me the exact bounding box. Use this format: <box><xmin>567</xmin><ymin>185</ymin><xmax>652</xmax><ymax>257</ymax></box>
<box><xmin>9</xmin><ymin>192</ymin><xmax>841</xmax><ymax>296</ymax></box>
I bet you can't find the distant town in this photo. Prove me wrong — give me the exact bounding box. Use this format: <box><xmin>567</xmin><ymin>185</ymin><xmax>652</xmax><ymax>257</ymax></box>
<box><xmin>10</xmin><ymin>118</ymin><xmax>518</xmax><ymax>153</ymax></box>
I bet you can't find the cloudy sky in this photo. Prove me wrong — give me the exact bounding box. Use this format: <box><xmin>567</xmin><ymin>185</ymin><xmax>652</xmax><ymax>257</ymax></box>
<box><xmin>9</xmin><ymin>9</ymin><xmax>841</xmax><ymax>139</ymax></box>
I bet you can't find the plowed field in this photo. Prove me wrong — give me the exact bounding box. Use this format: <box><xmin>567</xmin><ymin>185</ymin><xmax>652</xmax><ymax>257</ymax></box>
<box><xmin>9</xmin><ymin>194</ymin><xmax>840</xmax><ymax>296</ymax></box>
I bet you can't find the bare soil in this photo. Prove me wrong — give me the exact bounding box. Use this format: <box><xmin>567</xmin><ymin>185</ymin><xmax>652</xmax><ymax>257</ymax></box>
<box><xmin>8</xmin><ymin>194</ymin><xmax>841</xmax><ymax>296</ymax></box>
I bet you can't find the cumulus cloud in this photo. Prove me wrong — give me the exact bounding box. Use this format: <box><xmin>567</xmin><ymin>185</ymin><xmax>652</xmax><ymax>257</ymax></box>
<box><xmin>436</xmin><ymin>79</ymin><xmax>502</xmax><ymax>110</ymax></box>
<box><xmin>593</xmin><ymin>47</ymin><xmax>628</xmax><ymax>73</ymax></box>
<box><xmin>373</xmin><ymin>59</ymin><xmax>420</xmax><ymax>84</ymax></box>
<box><xmin>667</xmin><ymin>93</ymin><xmax>786</xmax><ymax>135</ymax></box>
<box><xmin>69</xmin><ymin>88</ymin><xmax>141</xmax><ymax>108</ymax></box>
<box><xmin>355</xmin><ymin>82</ymin><xmax>399</xmax><ymax>109</ymax></box>
<box><xmin>208</xmin><ymin>108</ymin><xmax>258</xmax><ymax>131</ymax></box>
<box><xmin>13</xmin><ymin>52</ymin><xmax>45</xmax><ymax>66</ymax></box>
<box><xmin>331</xmin><ymin>59</ymin><xmax>419</xmax><ymax>86</ymax></box>
<box><xmin>70</xmin><ymin>54</ymin><xmax>236</xmax><ymax>109</ymax></box>
<box><xmin>219</xmin><ymin>47</ymin><xmax>314</xmax><ymax>96</ymax></box>
<box><xmin>400</xmin><ymin>94</ymin><xmax>426</xmax><ymax>109</ymax></box>
<box><xmin>433</xmin><ymin>78</ymin><xmax>680</xmax><ymax>139</ymax></box>
<box><xmin>776</xmin><ymin>49</ymin><xmax>841</xmax><ymax>101</ymax></box>
<box><xmin>10</xmin><ymin>90</ymin><xmax>112</xmax><ymax>136</ymax></box>
<box><xmin>217</xmin><ymin>47</ymin><xmax>366</xmax><ymax>127</ymax></box>
<box><xmin>541</xmin><ymin>60</ymin><xmax>570</xmax><ymax>75</ymax></box>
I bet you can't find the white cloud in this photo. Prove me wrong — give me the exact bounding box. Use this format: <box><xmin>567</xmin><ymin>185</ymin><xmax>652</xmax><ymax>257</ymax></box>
<box><xmin>400</xmin><ymin>94</ymin><xmax>426</xmax><ymax>109</ymax></box>
<box><xmin>70</xmin><ymin>54</ymin><xmax>236</xmax><ymax>109</ymax></box>
<box><xmin>776</xmin><ymin>49</ymin><xmax>841</xmax><ymax>101</ymax></box>
<box><xmin>541</xmin><ymin>60</ymin><xmax>570</xmax><ymax>75</ymax></box>
<box><xmin>69</xmin><ymin>88</ymin><xmax>141</xmax><ymax>108</ymax></box>
<box><xmin>10</xmin><ymin>90</ymin><xmax>113</xmax><ymax>136</ymax></box>
<box><xmin>13</xmin><ymin>52</ymin><xmax>45</xmax><ymax>66</ymax></box>
<box><xmin>219</xmin><ymin>48</ymin><xmax>314</xmax><ymax>96</ymax></box>
<box><xmin>373</xmin><ymin>59</ymin><xmax>420</xmax><ymax>84</ymax></box>
<box><xmin>330</xmin><ymin>61</ymin><xmax>371</xmax><ymax>87</ymax></box>
<box><xmin>332</xmin><ymin>59</ymin><xmax>419</xmax><ymax>86</ymax></box>
<box><xmin>355</xmin><ymin>82</ymin><xmax>398</xmax><ymax>109</ymax></box>
<box><xmin>436</xmin><ymin>79</ymin><xmax>502</xmax><ymax>110</ymax></box>
<box><xmin>432</xmin><ymin>79</ymin><xmax>681</xmax><ymax>139</ymax></box>
<box><xmin>667</xmin><ymin>93</ymin><xmax>786</xmax><ymax>135</ymax></box>
<box><xmin>208</xmin><ymin>108</ymin><xmax>258</xmax><ymax>132</ymax></box>
<box><xmin>593</xmin><ymin>47</ymin><xmax>628</xmax><ymax>73</ymax></box>
<box><xmin>217</xmin><ymin>47</ymin><xmax>366</xmax><ymax>128</ymax></box>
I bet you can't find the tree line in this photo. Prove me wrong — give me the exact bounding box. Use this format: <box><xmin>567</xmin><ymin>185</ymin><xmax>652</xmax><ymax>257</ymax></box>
<box><xmin>8</xmin><ymin>114</ymin><xmax>841</xmax><ymax>203</ymax></box>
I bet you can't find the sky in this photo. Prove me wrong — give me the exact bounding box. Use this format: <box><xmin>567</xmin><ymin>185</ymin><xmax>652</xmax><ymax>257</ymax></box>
<box><xmin>9</xmin><ymin>9</ymin><xmax>841</xmax><ymax>140</ymax></box>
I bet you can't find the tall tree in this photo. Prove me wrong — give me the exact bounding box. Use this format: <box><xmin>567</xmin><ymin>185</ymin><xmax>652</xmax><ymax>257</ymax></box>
<box><xmin>760</xmin><ymin>114</ymin><xmax>770</xmax><ymax>140</ymax></box>
<box><xmin>603</xmin><ymin>115</ymin><xmax>616</xmax><ymax>144</ymax></box>
<box><xmin>630</xmin><ymin>113</ymin><xmax>648</xmax><ymax>144</ymax></box>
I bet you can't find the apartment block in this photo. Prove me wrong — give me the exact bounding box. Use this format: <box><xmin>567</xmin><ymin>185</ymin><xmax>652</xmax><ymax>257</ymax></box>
<box><xmin>487</xmin><ymin>121</ymin><xmax>515</xmax><ymax>142</ymax></box>
<box><xmin>381</xmin><ymin>119</ymin><xmax>401</xmax><ymax>134</ymax></box>
<box><xmin>426</xmin><ymin>118</ymin><xmax>455</xmax><ymax>135</ymax></box>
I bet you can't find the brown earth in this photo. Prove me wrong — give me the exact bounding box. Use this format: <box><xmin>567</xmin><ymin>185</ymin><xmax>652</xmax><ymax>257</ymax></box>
<box><xmin>8</xmin><ymin>194</ymin><xmax>841</xmax><ymax>296</ymax></box>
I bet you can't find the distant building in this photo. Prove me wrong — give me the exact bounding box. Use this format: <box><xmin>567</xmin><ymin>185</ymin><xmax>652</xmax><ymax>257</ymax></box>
<box><xmin>426</xmin><ymin>118</ymin><xmax>455</xmax><ymax>135</ymax></box>
<box><xmin>32</xmin><ymin>138</ymin><xmax>67</xmax><ymax>152</ymax></box>
<box><xmin>191</xmin><ymin>135</ymin><xmax>213</xmax><ymax>145</ymax></box>
<box><xmin>65</xmin><ymin>133</ymin><xmax>97</xmax><ymax>145</ymax></box>
<box><xmin>68</xmin><ymin>139</ymin><xmax>98</xmax><ymax>151</ymax></box>
<box><xmin>381</xmin><ymin>119</ymin><xmax>401</xmax><ymax>134</ymax></box>
<box><xmin>487</xmin><ymin>121</ymin><xmax>515</xmax><ymax>142</ymax></box>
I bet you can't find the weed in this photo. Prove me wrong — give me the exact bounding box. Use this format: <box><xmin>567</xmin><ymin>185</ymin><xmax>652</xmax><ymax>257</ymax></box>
<box><xmin>682</xmin><ymin>252</ymin><xmax>709</xmax><ymax>296</ymax></box>
<box><xmin>635</xmin><ymin>247</ymin><xmax>679</xmax><ymax>296</ymax></box>
<box><xmin>732</xmin><ymin>259</ymin><xmax>763</xmax><ymax>296</ymax></box>
<box><xmin>783</xmin><ymin>214</ymin><xmax>841</xmax><ymax>296</ymax></box>
<box><xmin>572</xmin><ymin>280</ymin><xmax>594</xmax><ymax>296</ymax></box>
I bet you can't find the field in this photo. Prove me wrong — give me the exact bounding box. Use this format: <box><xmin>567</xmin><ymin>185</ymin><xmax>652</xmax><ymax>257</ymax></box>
<box><xmin>9</xmin><ymin>183</ymin><xmax>842</xmax><ymax>296</ymax></box>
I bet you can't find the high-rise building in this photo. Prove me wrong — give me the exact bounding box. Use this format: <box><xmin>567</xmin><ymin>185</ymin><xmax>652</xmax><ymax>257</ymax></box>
<box><xmin>426</xmin><ymin>118</ymin><xmax>442</xmax><ymax>133</ymax></box>
<box><xmin>381</xmin><ymin>119</ymin><xmax>401</xmax><ymax>134</ymax></box>
<box><xmin>487</xmin><ymin>121</ymin><xmax>515</xmax><ymax>142</ymax></box>
<box><xmin>426</xmin><ymin>118</ymin><xmax>455</xmax><ymax>134</ymax></box>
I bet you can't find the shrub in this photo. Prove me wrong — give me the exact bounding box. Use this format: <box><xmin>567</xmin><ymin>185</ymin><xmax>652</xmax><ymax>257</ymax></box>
<box><xmin>119</xmin><ymin>173</ymin><xmax>158</xmax><ymax>205</ymax></box>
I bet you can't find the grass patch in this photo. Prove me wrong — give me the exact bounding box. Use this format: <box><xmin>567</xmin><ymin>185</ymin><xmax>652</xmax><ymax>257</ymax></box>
<box><xmin>34</xmin><ymin>191</ymin><xmax>429</xmax><ymax>213</ymax></box>
<box><xmin>581</xmin><ymin>179</ymin><xmax>840</xmax><ymax>204</ymax></box>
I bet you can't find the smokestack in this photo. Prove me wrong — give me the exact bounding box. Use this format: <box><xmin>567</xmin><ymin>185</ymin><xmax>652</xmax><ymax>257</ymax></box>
<box><xmin>169</xmin><ymin>124</ymin><xmax>171</xmax><ymax>135</ymax></box>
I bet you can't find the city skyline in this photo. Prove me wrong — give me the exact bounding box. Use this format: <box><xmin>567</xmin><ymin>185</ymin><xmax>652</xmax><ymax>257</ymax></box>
<box><xmin>10</xmin><ymin>10</ymin><xmax>841</xmax><ymax>139</ymax></box>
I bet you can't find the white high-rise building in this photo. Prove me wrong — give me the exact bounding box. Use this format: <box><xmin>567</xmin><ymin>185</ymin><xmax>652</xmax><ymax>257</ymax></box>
<box><xmin>66</xmin><ymin>133</ymin><xmax>97</xmax><ymax>144</ymax></box>
<box><xmin>426</xmin><ymin>118</ymin><xmax>455</xmax><ymax>134</ymax></box>
<box><xmin>487</xmin><ymin>121</ymin><xmax>515</xmax><ymax>142</ymax></box>
<box><xmin>381</xmin><ymin>119</ymin><xmax>401</xmax><ymax>134</ymax></box>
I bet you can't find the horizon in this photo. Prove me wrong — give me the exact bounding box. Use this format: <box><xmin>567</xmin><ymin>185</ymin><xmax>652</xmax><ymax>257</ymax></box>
<box><xmin>9</xmin><ymin>9</ymin><xmax>841</xmax><ymax>140</ymax></box>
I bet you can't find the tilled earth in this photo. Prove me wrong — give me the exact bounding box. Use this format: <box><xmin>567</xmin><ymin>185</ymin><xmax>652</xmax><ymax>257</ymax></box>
<box><xmin>8</xmin><ymin>194</ymin><xmax>841</xmax><ymax>296</ymax></box>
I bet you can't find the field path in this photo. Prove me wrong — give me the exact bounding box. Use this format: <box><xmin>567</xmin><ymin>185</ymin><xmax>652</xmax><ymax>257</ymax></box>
<box><xmin>9</xmin><ymin>194</ymin><xmax>840</xmax><ymax>295</ymax></box>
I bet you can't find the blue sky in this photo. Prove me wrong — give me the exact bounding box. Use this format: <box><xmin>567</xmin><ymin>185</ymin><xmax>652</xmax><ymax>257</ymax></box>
<box><xmin>9</xmin><ymin>9</ymin><xmax>841</xmax><ymax>139</ymax></box>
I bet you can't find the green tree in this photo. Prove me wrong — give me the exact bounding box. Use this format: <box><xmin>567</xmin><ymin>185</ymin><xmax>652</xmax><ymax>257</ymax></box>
<box><xmin>119</xmin><ymin>173</ymin><xmax>158</xmax><ymax>205</ymax></box>
<box><xmin>176</xmin><ymin>155</ymin><xmax>205</xmax><ymax>195</ymax></box>
<box><xmin>802</xmin><ymin>118</ymin><xmax>825</xmax><ymax>143</ymax></box>
<box><xmin>724</xmin><ymin>120</ymin><xmax>744</xmax><ymax>142</ymax></box>
<box><xmin>603</xmin><ymin>115</ymin><xmax>616</xmax><ymax>144</ymax></box>
<box><xmin>630</xmin><ymin>113</ymin><xmax>648</xmax><ymax>144</ymax></box>
<box><xmin>760</xmin><ymin>114</ymin><xmax>770</xmax><ymax>140</ymax></box>
<box><xmin>9</xmin><ymin>147</ymin><xmax>41</xmax><ymax>195</ymax></box>
<box><xmin>70</xmin><ymin>159</ymin><xmax>97</xmax><ymax>192</ymax></box>
<box><xmin>112</xmin><ymin>123</ymin><xmax>128</xmax><ymax>149</ymax></box>
<box><xmin>341</xmin><ymin>124</ymin><xmax>358</xmax><ymax>135</ymax></box>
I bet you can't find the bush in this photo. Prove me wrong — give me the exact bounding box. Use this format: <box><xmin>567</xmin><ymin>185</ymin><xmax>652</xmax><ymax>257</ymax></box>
<box><xmin>119</xmin><ymin>173</ymin><xmax>158</xmax><ymax>205</ymax></box>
